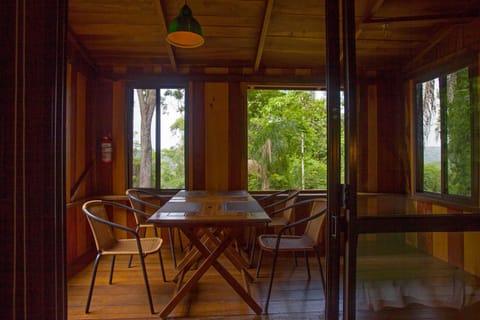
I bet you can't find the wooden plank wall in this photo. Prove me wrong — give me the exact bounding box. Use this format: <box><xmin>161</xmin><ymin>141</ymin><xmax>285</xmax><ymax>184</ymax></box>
<box><xmin>357</xmin><ymin>69</ymin><xmax>409</xmax><ymax>194</ymax></box>
<box><xmin>413</xmin><ymin>201</ymin><xmax>480</xmax><ymax>277</ymax></box>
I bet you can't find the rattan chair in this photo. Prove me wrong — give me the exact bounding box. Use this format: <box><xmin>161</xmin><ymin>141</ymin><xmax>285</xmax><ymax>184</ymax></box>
<box><xmin>248</xmin><ymin>189</ymin><xmax>300</xmax><ymax>266</ymax></box>
<box><xmin>82</xmin><ymin>200</ymin><xmax>166</xmax><ymax>314</ymax></box>
<box><xmin>255</xmin><ymin>198</ymin><xmax>327</xmax><ymax>313</ymax></box>
<box><xmin>126</xmin><ymin>188</ymin><xmax>184</xmax><ymax>269</ymax></box>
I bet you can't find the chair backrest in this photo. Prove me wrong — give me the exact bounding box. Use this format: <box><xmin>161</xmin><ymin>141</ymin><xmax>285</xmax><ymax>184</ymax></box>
<box><xmin>280</xmin><ymin>189</ymin><xmax>300</xmax><ymax>221</ymax></box>
<box><xmin>82</xmin><ymin>200</ymin><xmax>117</xmax><ymax>252</ymax></box>
<box><xmin>126</xmin><ymin>188</ymin><xmax>161</xmax><ymax>225</ymax></box>
<box><xmin>304</xmin><ymin>198</ymin><xmax>328</xmax><ymax>245</ymax></box>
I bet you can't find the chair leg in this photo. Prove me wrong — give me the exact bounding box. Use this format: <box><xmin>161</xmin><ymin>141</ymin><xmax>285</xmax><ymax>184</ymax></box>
<box><xmin>245</xmin><ymin>226</ymin><xmax>253</xmax><ymax>252</ymax></box>
<box><xmin>304</xmin><ymin>251</ymin><xmax>311</xmax><ymax>280</ymax></box>
<box><xmin>129</xmin><ymin>227</ymin><xmax>148</xmax><ymax>268</ymax></box>
<box><xmin>167</xmin><ymin>227</ymin><xmax>177</xmax><ymax>268</ymax></box>
<box><xmin>256</xmin><ymin>249</ymin><xmax>264</xmax><ymax>278</ymax></box>
<box><xmin>249</xmin><ymin>228</ymin><xmax>257</xmax><ymax>267</ymax></box>
<box><xmin>85</xmin><ymin>253</ymin><xmax>102</xmax><ymax>313</ymax></box>
<box><xmin>287</xmin><ymin>229</ymin><xmax>300</xmax><ymax>266</ymax></box>
<box><xmin>177</xmin><ymin>228</ymin><xmax>184</xmax><ymax>252</ymax></box>
<box><xmin>264</xmin><ymin>249</ymin><xmax>280</xmax><ymax>314</ymax></box>
<box><xmin>108</xmin><ymin>256</ymin><xmax>116</xmax><ymax>284</ymax></box>
<box><xmin>158</xmin><ymin>249</ymin><xmax>167</xmax><ymax>282</ymax></box>
<box><xmin>314</xmin><ymin>248</ymin><xmax>326</xmax><ymax>294</ymax></box>
<box><xmin>138</xmin><ymin>252</ymin><xmax>156</xmax><ymax>314</ymax></box>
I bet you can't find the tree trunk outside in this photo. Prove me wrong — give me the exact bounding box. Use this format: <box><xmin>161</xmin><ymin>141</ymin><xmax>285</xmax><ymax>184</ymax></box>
<box><xmin>136</xmin><ymin>89</ymin><xmax>156</xmax><ymax>187</ymax></box>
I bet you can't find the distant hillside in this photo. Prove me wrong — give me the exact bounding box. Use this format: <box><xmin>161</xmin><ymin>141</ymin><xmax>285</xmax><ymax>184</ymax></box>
<box><xmin>424</xmin><ymin>146</ymin><xmax>440</xmax><ymax>164</ymax></box>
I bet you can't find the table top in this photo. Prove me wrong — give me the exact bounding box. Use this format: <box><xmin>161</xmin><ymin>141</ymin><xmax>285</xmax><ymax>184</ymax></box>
<box><xmin>147</xmin><ymin>190</ymin><xmax>271</xmax><ymax>226</ymax></box>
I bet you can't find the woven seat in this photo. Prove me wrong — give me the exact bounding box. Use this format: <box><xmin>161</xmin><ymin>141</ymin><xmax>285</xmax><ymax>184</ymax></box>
<box><xmin>258</xmin><ymin>234</ymin><xmax>315</xmax><ymax>251</ymax></box>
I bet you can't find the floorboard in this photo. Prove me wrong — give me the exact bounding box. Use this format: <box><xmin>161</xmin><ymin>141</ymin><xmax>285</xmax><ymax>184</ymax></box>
<box><xmin>67</xmin><ymin>245</ymin><xmax>480</xmax><ymax>319</ymax></box>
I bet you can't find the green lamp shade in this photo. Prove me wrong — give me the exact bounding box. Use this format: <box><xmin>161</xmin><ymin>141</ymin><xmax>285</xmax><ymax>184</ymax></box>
<box><xmin>166</xmin><ymin>4</ymin><xmax>204</xmax><ymax>48</ymax></box>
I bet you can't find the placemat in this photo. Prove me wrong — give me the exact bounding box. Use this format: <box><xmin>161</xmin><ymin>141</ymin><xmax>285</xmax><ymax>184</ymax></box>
<box><xmin>222</xmin><ymin>201</ymin><xmax>263</xmax><ymax>212</ymax></box>
<box><xmin>217</xmin><ymin>190</ymin><xmax>249</xmax><ymax>197</ymax></box>
<box><xmin>175</xmin><ymin>190</ymin><xmax>207</xmax><ymax>197</ymax></box>
<box><xmin>159</xmin><ymin>201</ymin><xmax>202</xmax><ymax>212</ymax></box>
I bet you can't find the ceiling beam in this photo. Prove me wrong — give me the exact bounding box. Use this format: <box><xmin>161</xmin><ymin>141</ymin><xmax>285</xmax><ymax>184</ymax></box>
<box><xmin>254</xmin><ymin>0</ymin><xmax>274</xmax><ymax>72</ymax></box>
<box><xmin>364</xmin><ymin>13</ymin><xmax>478</xmax><ymax>24</ymax></box>
<box><xmin>355</xmin><ymin>0</ymin><xmax>385</xmax><ymax>39</ymax></box>
<box><xmin>67</xmin><ymin>28</ymin><xmax>98</xmax><ymax>72</ymax></box>
<box><xmin>153</xmin><ymin>0</ymin><xmax>177</xmax><ymax>72</ymax></box>
<box><xmin>339</xmin><ymin>0</ymin><xmax>384</xmax><ymax>63</ymax></box>
<box><xmin>403</xmin><ymin>25</ymin><xmax>457</xmax><ymax>71</ymax></box>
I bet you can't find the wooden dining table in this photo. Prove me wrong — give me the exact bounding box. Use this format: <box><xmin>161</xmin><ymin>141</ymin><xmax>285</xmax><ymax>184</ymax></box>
<box><xmin>147</xmin><ymin>190</ymin><xmax>271</xmax><ymax>318</ymax></box>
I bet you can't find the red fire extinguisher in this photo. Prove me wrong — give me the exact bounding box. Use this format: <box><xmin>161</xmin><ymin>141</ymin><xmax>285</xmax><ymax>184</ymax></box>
<box><xmin>101</xmin><ymin>135</ymin><xmax>113</xmax><ymax>163</ymax></box>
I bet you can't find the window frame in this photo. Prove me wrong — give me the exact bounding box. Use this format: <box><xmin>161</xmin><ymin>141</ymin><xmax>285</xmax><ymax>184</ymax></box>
<box><xmin>414</xmin><ymin>58</ymin><xmax>479</xmax><ymax>206</ymax></box>
<box><xmin>126</xmin><ymin>83</ymin><xmax>189</xmax><ymax>191</ymax></box>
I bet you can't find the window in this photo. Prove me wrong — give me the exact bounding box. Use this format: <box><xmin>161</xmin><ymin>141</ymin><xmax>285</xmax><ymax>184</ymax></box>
<box><xmin>128</xmin><ymin>87</ymin><xmax>186</xmax><ymax>189</ymax></box>
<box><xmin>415</xmin><ymin>64</ymin><xmax>477</xmax><ymax>202</ymax></box>
<box><xmin>247</xmin><ymin>89</ymin><xmax>334</xmax><ymax>191</ymax></box>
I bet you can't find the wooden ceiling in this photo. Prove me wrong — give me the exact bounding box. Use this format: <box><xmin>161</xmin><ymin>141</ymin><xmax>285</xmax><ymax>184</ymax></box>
<box><xmin>68</xmin><ymin>0</ymin><xmax>479</xmax><ymax>77</ymax></box>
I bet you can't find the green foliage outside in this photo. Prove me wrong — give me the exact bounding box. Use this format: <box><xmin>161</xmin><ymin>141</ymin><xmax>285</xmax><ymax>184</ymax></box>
<box><xmin>445</xmin><ymin>68</ymin><xmax>471</xmax><ymax>196</ymax></box>
<box><xmin>132</xmin><ymin>88</ymin><xmax>343</xmax><ymax>191</ymax></box>
<box><xmin>247</xmin><ymin>90</ymin><xmax>328</xmax><ymax>190</ymax></box>
<box><xmin>421</xmin><ymin>68</ymin><xmax>472</xmax><ymax>196</ymax></box>
<box><xmin>423</xmin><ymin>163</ymin><xmax>441</xmax><ymax>193</ymax></box>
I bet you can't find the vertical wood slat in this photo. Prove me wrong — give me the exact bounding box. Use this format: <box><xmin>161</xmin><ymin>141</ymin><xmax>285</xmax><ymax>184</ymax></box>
<box><xmin>94</xmin><ymin>80</ymin><xmax>114</xmax><ymax>194</ymax></box>
<box><xmin>464</xmin><ymin>231</ymin><xmax>480</xmax><ymax>276</ymax></box>
<box><xmin>366</xmin><ymin>84</ymin><xmax>378</xmax><ymax>192</ymax></box>
<box><xmin>357</xmin><ymin>72</ymin><xmax>369</xmax><ymax>193</ymax></box>
<box><xmin>66</xmin><ymin>63</ymin><xmax>74</xmax><ymax>202</ymax></box>
<box><xmin>432</xmin><ymin>204</ymin><xmax>449</xmax><ymax>262</ymax></box>
<box><xmin>189</xmin><ymin>81</ymin><xmax>206</xmax><ymax>190</ymax></box>
<box><xmin>446</xmin><ymin>208</ymin><xmax>463</xmax><ymax>268</ymax></box>
<box><xmin>376</xmin><ymin>72</ymin><xmax>407</xmax><ymax>192</ymax></box>
<box><xmin>205</xmin><ymin>82</ymin><xmax>229</xmax><ymax>191</ymax></box>
<box><xmin>76</xmin><ymin>72</ymin><xmax>87</xmax><ymax>198</ymax></box>
<box><xmin>228</xmin><ymin>82</ymin><xmax>245</xmax><ymax>190</ymax></box>
<box><xmin>112</xmin><ymin>81</ymin><xmax>126</xmax><ymax>194</ymax></box>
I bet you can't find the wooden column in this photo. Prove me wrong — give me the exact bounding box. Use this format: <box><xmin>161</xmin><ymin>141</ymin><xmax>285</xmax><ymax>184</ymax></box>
<box><xmin>1</xmin><ymin>0</ymin><xmax>67</xmax><ymax>318</ymax></box>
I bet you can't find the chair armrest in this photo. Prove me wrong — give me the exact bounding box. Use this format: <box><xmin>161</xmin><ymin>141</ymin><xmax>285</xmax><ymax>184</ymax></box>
<box><xmin>262</xmin><ymin>190</ymin><xmax>300</xmax><ymax>211</ymax></box>
<box><xmin>257</xmin><ymin>189</ymin><xmax>289</xmax><ymax>203</ymax></box>
<box><xmin>278</xmin><ymin>208</ymin><xmax>327</xmax><ymax>236</ymax></box>
<box><xmin>269</xmin><ymin>207</ymin><xmax>327</xmax><ymax>251</ymax></box>
<box><xmin>86</xmin><ymin>200</ymin><xmax>150</xmax><ymax>237</ymax></box>
<box><xmin>268</xmin><ymin>198</ymin><xmax>313</xmax><ymax>217</ymax></box>
<box><xmin>128</xmin><ymin>193</ymin><xmax>163</xmax><ymax>210</ymax></box>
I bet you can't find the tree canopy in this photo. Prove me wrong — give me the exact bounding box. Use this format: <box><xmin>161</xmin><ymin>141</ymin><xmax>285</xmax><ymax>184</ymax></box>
<box><xmin>247</xmin><ymin>90</ymin><xmax>328</xmax><ymax>190</ymax></box>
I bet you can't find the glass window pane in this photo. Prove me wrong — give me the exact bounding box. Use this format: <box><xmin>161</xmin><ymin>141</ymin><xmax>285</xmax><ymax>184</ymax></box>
<box><xmin>159</xmin><ymin>88</ymin><xmax>185</xmax><ymax>189</ymax></box>
<box><xmin>421</xmin><ymin>78</ymin><xmax>441</xmax><ymax>193</ymax></box>
<box><xmin>131</xmin><ymin>88</ymin><xmax>185</xmax><ymax>189</ymax></box>
<box><xmin>446</xmin><ymin>68</ymin><xmax>471</xmax><ymax>196</ymax></box>
<box><xmin>133</xmin><ymin>88</ymin><xmax>157</xmax><ymax>188</ymax></box>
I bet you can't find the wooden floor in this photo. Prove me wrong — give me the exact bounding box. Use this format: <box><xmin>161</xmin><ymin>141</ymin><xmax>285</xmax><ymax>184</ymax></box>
<box><xmin>67</xmin><ymin>245</ymin><xmax>480</xmax><ymax>320</ymax></box>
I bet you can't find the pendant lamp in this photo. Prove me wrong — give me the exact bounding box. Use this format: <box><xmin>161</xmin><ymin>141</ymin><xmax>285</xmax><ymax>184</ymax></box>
<box><xmin>166</xmin><ymin>4</ymin><xmax>204</xmax><ymax>48</ymax></box>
